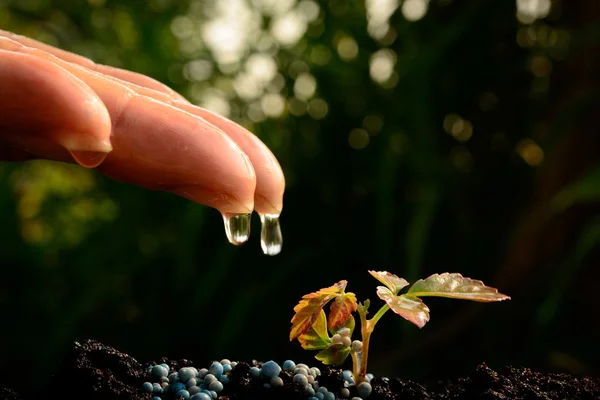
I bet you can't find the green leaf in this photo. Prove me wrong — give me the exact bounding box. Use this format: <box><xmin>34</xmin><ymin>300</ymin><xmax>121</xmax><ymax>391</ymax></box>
<box><xmin>376</xmin><ymin>286</ymin><xmax>430</xmax><ymax>329</ymax></box>
<box><xmin>368</xmin><ymin>271</ymin><xmax>409</xmax><ymax>295</ymax></box>
<box><xmin>315</xmin><ymin>343</ymin><xmax>351</xmax><ymax>366</ymax></box>
<box><xmin>328</xmin><ymin>292</ymin><xmax>358</xmax><ymax>333</ymax></box>
<box><xmin>357</xmin><ymin>299</ymin><xmax>370</xmax><ymax>323</ymax></box>
<box><xmin>358</xmin><ymin>299</ymin><xmax>370</xmax><ymax>313</ymax></box>
<box><xmin>407</xmin><ymin>273</ymin><xmax>511</xmax><ymax>302</ymax></box>
<box><xmin>290</xmin><ymin>281</ymin><xmax>348</xmax><ymax>340</ymax></box>
<box><xmin>298</xmin><ymin>310</ymin><xmax>331</xmax><ymax>350</ymax></box>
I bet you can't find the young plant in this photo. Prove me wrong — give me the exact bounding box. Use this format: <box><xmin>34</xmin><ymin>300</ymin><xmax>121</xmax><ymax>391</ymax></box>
<box><xmin>290</xmin><ymin>271</ymin><xmax>510</xmax><ymax>385</ymax></box>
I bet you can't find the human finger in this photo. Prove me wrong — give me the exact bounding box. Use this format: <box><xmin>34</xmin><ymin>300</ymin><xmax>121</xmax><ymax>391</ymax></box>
<box><xmin>0</xmin><ymin>50</ymin><xmax>112</xmax><ymax>167</ymax></box>
<box><xmin>0</xmin><ymin>38</ymin><xmax>257</xmax><ymax>219</ymax></box>
<box><xmin>0</xmin><ymin>36</ymin><xmax>285</xmax><ymax>217</ymax></box>
<box><xmin>174</xmin><ymin>105</ymin><xmax>284</xmax><ymax>254</ymax></box>
<box><xmin>0</xmin><ymin>29</ymin><xmax>187</xmax><ymax>102</ymax></box>
<box><xmin>98</xmin><ymin>93</ymin><xmax>258</xmax><ymax>218</ymax></box>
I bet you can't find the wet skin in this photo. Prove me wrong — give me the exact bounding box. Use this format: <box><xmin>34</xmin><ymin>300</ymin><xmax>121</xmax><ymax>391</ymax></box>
<box><xmin>0</xmin><ymin>30</ymin><xmax>285</xmax><ymax>218</ymax></box>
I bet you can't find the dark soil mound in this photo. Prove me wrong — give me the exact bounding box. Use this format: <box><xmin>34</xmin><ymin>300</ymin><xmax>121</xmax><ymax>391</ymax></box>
<box><xmin>2</xmin><ymin>339</ymin><xmax>598</xmax><ymax>400</ymax></box>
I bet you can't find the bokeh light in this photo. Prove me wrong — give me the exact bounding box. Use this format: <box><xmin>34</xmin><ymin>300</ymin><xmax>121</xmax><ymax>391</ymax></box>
<box><xmin>443</xmin><ymin>114</ymin><xmax>473</xmax><ymax>143</ymax></box>
<box><xmin>517</xmin><ymin>138</ymin><xmax>545</xmax><ymax>166</ymax></box>
<box><xmin>348</xmin><ymin>128</ymin><xmax>370</xmax><ymax>150</ymax></box>
<box><xmin>517</xmin><ymin>0</ymin><xmax>551</xmax><ymax>24</ymax></box>
<box><xmin>261</xmin><ymin>92</ymin><xmax>286</xmax><ymax>118</ymax></box>
<box><xmin>271</xmin><ymin>10</ymin><xmax>307</xmax><ymax>47</ymax></box>
<box><xmin>336</xmin><ymin>35</ymin><xmax>359</xmax><ymax>61</ymax></box>
<box><xmin>370</xmin><ymin>49</ymin><xmax>397</xmax><ymax>85</ymax></box>
<box><xmin>307</xmin><ymin>98</ymin><xmax>329</xmax><ymax>119</ymax></box>
<box><xmin>401</xmin><ymin>0</ymin><xmax>429</xmax><ymax>22</ymax></box>
<box><xmin>366</xmin><ymin>0</ymin><xmax>399</xmax><ymax>39</ymax></box>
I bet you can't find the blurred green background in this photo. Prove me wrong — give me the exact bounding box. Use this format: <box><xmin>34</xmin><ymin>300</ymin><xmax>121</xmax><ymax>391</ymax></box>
<box><xmin>1</xmin><ymin>0</ymin><xmax>600</xmax><ymax>391</ymax></box>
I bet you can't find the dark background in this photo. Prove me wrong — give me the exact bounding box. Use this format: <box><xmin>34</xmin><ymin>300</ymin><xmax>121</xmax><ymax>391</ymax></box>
<box><xmin>1</xmin><ymin>0</ymin><xmax>600</xmax><ymax>391</ymax></box>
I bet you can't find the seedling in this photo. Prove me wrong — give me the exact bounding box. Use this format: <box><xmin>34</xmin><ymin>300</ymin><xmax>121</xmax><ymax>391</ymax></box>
<box><xmin>290</xmin><ymin>271</ymin><xmax>510</xmax><ymax>385</ymax></box>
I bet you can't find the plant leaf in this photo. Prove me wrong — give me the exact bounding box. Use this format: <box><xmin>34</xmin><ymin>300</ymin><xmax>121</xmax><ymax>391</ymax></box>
<box><xmin>330</xmin><ymin>313</ymin><xmax>355</xmax><ymax>336</ymax></box>
<box><xmin>407</xmin><ymin>273</ymin><xmax>511</xmax><ymax>302</ymax></box>
<box><xmin>298</xmin><ymin>310</ymin><xmax>331</xmax><ymax>350</ymax></box>
<box><xmin>357</xmin><ymin>299</ymin><xmax>370</xmax><ymax>316</ymax></box>
<box><xmin>315</xmin><ymin>343</ymin><xmax>351</xmax><ymax>366</ymax></box>
<box><xmin>290</xmin><ymin>280</ymin><xmax>348</xmax><ymax>341</ymax></box>
<box><xmin>328</xmin><ymin>292</ymin><xmax>358</xmax><ymax>333</ymax></box>
<box><xmin>368</xmin><ymin>270</ymin><xmax>410</xmax><ymax>295</ymax></box>
<box><xmin>377</xmin><ymin>286</ymin><xmax>430</xmax><ymax>329</ymax></box>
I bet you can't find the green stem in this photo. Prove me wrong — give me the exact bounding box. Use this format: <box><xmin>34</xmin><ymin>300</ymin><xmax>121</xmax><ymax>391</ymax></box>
<box><xmin>370</xmin><ymin>304</ymin><xmax>390</xmax><ymax>326</ymax></box>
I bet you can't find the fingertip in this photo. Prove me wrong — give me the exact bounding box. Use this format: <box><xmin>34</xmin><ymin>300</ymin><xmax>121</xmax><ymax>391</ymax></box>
<box><xmin>174</xmin><ymin>103</ymin><xmax>285</xmax><ymax>215</ymax></box>
<box><xmin>58</xmin><ymin>131</ymin><xmax>112</xmax><ymax>153</ymax></box>
<box><xmin>69</xmin><ymin>150</ymin><xmax>110</xmax><ymax>168</ymax></box>
<box><xmin>53</xmin><ymin>129</ymin><xmax>112</xmax><ymax>168</ymax></box>
<box><xmin>170</xmin><ymin>187</ymin><xmax>254</xmax><ymax>215</ymax></box>
<box><xmin>0</xmin><ymin>51</ymin><xmax>113</xmax><ymax>162</ymax></box>
<box><xmin>254</xmin><ymin>194</ymin><xmax>283</xmax><ymax>215</ymax></box>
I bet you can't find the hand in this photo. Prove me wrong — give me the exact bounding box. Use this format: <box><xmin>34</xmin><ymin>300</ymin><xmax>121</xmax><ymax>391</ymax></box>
<box><xmin>0</xmin><ymin>30</ymin><xmax>285</xmax><ymax>251</ymax></box>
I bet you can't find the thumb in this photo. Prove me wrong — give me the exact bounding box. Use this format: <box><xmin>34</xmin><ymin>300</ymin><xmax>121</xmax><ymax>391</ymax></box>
<box><xmin>0</xmin><ymin>49</ymin><xmax>112</xmax><ymax>168</ymax></box>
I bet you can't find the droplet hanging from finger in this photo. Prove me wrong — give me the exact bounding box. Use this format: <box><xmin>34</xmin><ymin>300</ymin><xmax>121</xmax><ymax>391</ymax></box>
<box><xmin>260</xmin><ymin>213</ymin><xmax>282</xmax><ymax>256</ymax></box>
<box><xmin>223</xmin><ymin>213</ymin><xmax>251</xmax><ymax>245</ymax></box>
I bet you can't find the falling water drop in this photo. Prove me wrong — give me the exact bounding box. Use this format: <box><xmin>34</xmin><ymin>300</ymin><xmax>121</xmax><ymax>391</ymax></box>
<box><xmin>260</xmin><ymin>214</ymin><xmax>282</xmax><ymax>256</ymax></box>
<box><xmin>223</xmin><ymin>213</ymin><xmax>251</xmax><ymax>245</ymax></box>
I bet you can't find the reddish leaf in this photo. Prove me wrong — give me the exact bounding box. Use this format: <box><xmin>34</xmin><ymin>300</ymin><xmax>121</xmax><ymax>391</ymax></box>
<box><xmin>408</xmin><ymin>273</ymin><xmax>511</xmax><ymax>302</ymax></box>
<box><xmin>328</xmin><ymin>292</ymin><xmax>358</xmax><ymax>333</ymax></box>
<box><xmin>331</xmin><ymin>312</ymin><xmax>356</xmax><ymax>337</ymax></box>
<box><xmin>376</xmin><ymin>286</ymin><xmax>431</xmax><ymax>329</ymax></box>
<box><xmin>368</xmin><ymin>271</ymin><xmax>409</xmax><ymax>294</ymax></box>
<box><xmin>290</xmin><ymin>280</ymin><xmax>348</xmax><ymax>341</ymax></box>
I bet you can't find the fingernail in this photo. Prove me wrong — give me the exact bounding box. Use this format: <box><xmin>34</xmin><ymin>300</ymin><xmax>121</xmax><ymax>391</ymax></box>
<box><xmin>69</xmin><ymin>151</ymin><xmax>109</xmax><ymax>168</ymax></box>
<box><xmin>223</xmin><ymin>213</ymin><xmax>251</xmax><ymax>245</ymax></box>
<box><xmin>57</xmin><ymin>134</ymin><xmax>112</xmax><ymax>168</ymax></box>
<box><xmin>61</xmin><ymin>136</ymin><xmax>113</xmax><ymax>153</ymax></box>
<box><xmin>260</xmin><ymin>213</ymin><xmax>282</xmax><ymax>256</ymax></box>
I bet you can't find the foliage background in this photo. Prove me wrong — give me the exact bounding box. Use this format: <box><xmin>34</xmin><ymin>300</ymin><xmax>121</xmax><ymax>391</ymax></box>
<box><xmin>1</xmin><ymin>0</ymin><xmax>600</xmax><ymax>390</ymax></box>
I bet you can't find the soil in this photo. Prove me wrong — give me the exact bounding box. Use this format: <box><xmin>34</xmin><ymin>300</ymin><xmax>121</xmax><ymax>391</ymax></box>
<box><xmin>1</xmin><ymin>339</ymin><xmax>598</xmax><ymax>400</ymax></box>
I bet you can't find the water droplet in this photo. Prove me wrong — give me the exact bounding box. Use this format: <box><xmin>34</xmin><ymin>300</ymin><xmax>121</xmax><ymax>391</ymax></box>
<box><xmin>260</xmin><ymin>214</ymin><xmax>282</xmax><ymax>255</ymax></box>
<box><xmin>223</xmin><ymin>213</ymin><xmax>251</xmax><ymax>245</ymax></box>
